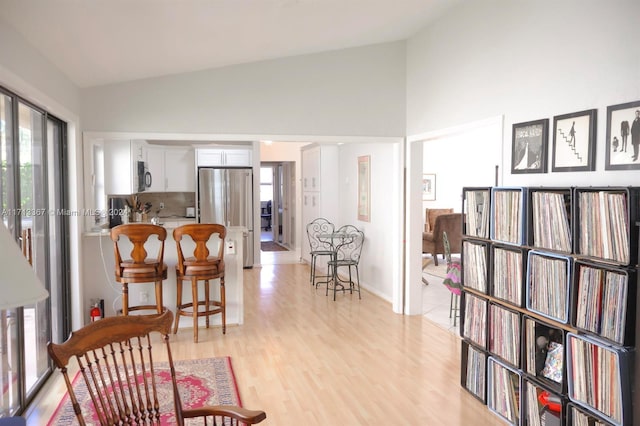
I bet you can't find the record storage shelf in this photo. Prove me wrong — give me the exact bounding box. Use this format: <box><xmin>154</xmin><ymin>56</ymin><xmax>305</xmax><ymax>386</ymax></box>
<box><xmin>459</xmin><ymin>186</ymin><xmax>639</xmax><ymax>426</ymax></box>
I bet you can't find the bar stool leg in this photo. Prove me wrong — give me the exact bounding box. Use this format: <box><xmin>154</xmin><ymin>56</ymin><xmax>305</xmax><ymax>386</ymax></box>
<box><xmin>205</xmin><ymin>280</ymin><xmax>210</xmax><ymax>329</ymax></box>
<box><xmin>173</xmin><ymin>278</ymin><xmax>182</xmax><ymax>334</ymax></box>
<box><xmin>221</xmin><ymin>277</ymin><xmax>226</xmax><ymax>334</ymax></box>
<box><xmin>154</xmin><ymin>280</ymin><xmax>163</xmax><ymax>313</ymax></box>
<box><xmin>192</xmin><ymin>277</ymin><xmax>199</xmax><ymax>343</ymax></box>
<box><xmin>122</xmin><ymin>283</ymin><xmax>129</xmax><ymax>316</ymax></box>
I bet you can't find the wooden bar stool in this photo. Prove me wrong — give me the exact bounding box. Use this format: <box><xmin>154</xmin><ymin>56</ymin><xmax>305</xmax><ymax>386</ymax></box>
<box><xmin>173</xmin><ymin>223</ymin><xmax>226</xmax><ymax>343</ymax></box>
<box><xmin>110</xmin><ymin>224</ymin><xmax>168</xmax><ymax>315</ymax></box>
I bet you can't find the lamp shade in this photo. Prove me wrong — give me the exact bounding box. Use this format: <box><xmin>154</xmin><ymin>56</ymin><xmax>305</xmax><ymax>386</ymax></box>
<box><xmin>0</xmin><ymin>223</ymin><xmax>49</xmax><ymax>309</ymax></box>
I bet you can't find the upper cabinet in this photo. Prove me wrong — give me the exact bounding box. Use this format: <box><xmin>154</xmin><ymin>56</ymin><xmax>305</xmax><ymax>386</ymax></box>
<box><xmin>103</xmin><ymin>139</ymin><xmax>139</xmax><ymax>195</ymax></box>
<box><xmin>145</xmin><ymin>146</ymin><xmax>165</xmax><ymax>192</ymax></box>
<box><xmin>90</xmin><ymin>138</ymin><xmax>196</xmax><ymax>197</ymax></box>
<box><xmin>300</xmin><ymin>144</ymin><xmax>339</xmax><ymax>263</ymax></box>
<box><xmin>165</xmin><ymin>147</ymin><xmax>195</xmax><ymax>192</ymax></box>
<box><xmin>147</xmin><ymin>145</ymin><xmax>195</xmax><ymax>192</ymax></box>
<box><xmin>301</xmin><ymin>146</ymin><xmax>320</xmax><ymax>191</ymax></box>
<box><xmin>196</xmin><ymin>147</ymin><xmax>252</xmax><ymax>167</ymax></box>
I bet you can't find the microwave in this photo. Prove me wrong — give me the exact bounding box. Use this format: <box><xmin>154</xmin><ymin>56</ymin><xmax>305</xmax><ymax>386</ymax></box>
<box><xmin>137</xmin><ymin>161</ymin><xmax>152</xmax><ymax>192</ymax></box>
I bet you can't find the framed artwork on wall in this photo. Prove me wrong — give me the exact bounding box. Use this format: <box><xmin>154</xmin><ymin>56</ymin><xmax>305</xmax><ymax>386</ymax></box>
<box><xmin>422</xmin><ymin>173</ymin><xmax>436</xmax><ymax>201</ymax></box>
<box><xmin>511</xmin><ymin>119</ymin><xmax>548</xmax><ymax>174</ymax></box>
<box><xmin>552</xmin><ymin>109</ymin><xmax>597</xmax><ymax>172</ymax></box>
<box><xmin>357</xmin><ymin>155</ymin><xmax>371</xmax><ymax>222</ymax></box>
<box><xmin>605</xmin><ymin>100</ymin><xmax>640</xmax><ymax>170</ymax></box>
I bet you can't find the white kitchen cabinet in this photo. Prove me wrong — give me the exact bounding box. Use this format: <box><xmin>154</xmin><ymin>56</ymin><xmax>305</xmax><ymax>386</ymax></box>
<box><xmin>103</xmin><ymin>139</ymin><xmax>136</xmax><ymax>195</ymax></box>
<box><xmin>165</xmin><ymin>147</ymin><xmax>195</xmax><ymax>192</ymax></box>
<box><xmin>101</xmin><ymin>139</ymin><xmax>151</xmax><ymax>195</ymax></box>
<box><xmin>301</xmin><ymin>146</ymin><xmax>320</xmax><ymax>191</ymax></box>
<box><xmin>196</xmin><ymin>147</ymin><xmax>252</xmax><ymax>167</ymax></box>
<box><xmin>131</xmin><ymin>140</ymin><xmax>146</xmax><ymax>163</ymax></box>
<box><xmin>146</xmin><ymin>146</ymin><xmax>195</xmax><ymax>192</ymax></box>
<box><xmin>300</xmin><ymin>144</ymin><xmax>339</xmax><ymax>264</ymax></box>
<box><xmin>145</xmin><ymin>146</ymin><xmax>165</xmax><ymax>192</ymax></box>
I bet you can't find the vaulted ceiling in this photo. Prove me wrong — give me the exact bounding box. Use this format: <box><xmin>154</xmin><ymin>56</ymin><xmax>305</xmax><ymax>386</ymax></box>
<box><xmin>0</xmin><ymin>0</ymin><xmax>460</xmax><ymax>88</ymax></box>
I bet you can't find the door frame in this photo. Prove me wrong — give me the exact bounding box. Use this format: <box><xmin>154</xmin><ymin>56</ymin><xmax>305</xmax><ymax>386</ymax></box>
<box><xmin>259</xmin><ymin>161</ymin><xmax>295</xmax><ymax>248</ymax></box>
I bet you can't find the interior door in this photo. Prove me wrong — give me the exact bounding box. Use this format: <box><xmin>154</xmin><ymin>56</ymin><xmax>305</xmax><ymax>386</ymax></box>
<box><xmin>270</xmin><ymin>166</ymin><xmax>280</xmax><ymax>243</ymax></box>
<box><xmin>280</xmin><ymin>162</ymin><xmax>295</xmax><ymax>247</ymax></box>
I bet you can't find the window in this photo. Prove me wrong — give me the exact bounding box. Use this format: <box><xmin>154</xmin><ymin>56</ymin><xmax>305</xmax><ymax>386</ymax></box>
<box><xmin>260</xmin><ymin>167</ymin><xmax>273</xmax><ymax>202</ymax></box>
<box><xmin>0</xmin><ymin>85</ymin><xmax>69</xmax><ymax>416</ymax></box>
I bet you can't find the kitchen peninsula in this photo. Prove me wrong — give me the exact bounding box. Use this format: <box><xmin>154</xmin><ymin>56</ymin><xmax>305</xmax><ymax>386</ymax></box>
<box><xmin>81</xmin><ymin>135</ymin><xmax>258</xmax><ymax>330</ymax></box>
<box><xmin>82</xmin><ymin>224</ymin><xmax>246</xmax><ymax>330</ymax></box>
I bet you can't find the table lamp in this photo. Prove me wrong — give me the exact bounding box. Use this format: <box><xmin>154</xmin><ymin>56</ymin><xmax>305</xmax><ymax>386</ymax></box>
<box><xmin>0</xmin><ymin>223</ymin><xmax>49</xmax><ymax>309</ymax></box>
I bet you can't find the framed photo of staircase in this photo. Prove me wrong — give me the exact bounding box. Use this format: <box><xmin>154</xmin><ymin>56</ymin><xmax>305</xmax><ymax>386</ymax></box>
<box><xmin>605</xmin><ymin>100</ymin><xmax>640</xmax><ymax>170</ymax></box>
<box><xmin>552</xmin><ymin>109</ymin><xmax>596</xmax><ymax>172</ymax></box>
<box><xmin>511</xmin><ymin>118</ymin><xmax>549</xmax><ymax>174</ymax></box>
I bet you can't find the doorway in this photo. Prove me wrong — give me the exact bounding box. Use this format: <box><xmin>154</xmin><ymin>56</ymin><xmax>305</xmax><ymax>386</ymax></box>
<box><xmin>417</xmin><ymin>117</ymin><xmax>502</xmax><ymax>332</ymax></box>
<box><xmin>259</xmin><ymin>162</ymin><xmax>295</xmax><ymax>251</ymax></box>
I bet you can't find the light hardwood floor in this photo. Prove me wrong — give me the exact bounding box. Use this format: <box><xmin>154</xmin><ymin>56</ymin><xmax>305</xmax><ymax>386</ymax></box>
<box><xmin>26</xmin><ymin>262</ymin><xmax>498</xmax><ymax>425</ymax></box>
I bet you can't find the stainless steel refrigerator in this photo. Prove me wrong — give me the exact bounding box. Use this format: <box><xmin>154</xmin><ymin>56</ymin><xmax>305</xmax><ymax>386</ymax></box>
<box><xmin>198</xmin><ymin>167</ymin><xmax>254</xmax><ymax>268</ymax></box>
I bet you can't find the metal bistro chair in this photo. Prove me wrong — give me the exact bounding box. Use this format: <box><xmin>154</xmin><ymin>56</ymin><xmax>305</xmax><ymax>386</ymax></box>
<box><xmin>326</xmin><ymin>225</ymin><xmax>364</xmax><ymax>301</ymax></box>
<box><xmin>306</xmin><ymin>218</ymin><xmax>335</xmax><ymax>288</ymax></box>
<box><xmin>442</xmin><ymin>231</ymin><xmax>462</xmax><ymax>326</ymax></box>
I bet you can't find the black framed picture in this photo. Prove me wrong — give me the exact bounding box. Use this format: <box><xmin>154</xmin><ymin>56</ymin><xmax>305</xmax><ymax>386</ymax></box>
<box><xmin>511</xmin><ymin>119</ymin><xmax>548</xmax><ymax>174</ymax></box>
<box><xmin>552</xmin><ymin>109</ymin><xmax>596</xmax><ymax>172</ymax></box>
<box><xmin>605</xmin><ymin>100</ymin><xmax>640</xmax><ymax>170</ymax></box>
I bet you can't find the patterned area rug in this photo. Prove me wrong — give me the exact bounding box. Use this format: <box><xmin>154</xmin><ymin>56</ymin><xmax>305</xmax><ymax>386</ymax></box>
<box><xmin>261</xmin><ymin>241</ymin><xmax>288</xmax><ymax>252</ymax></box>
<box><xmin>47</xmin><ymin>357</ymin><xmax>241</xmax><ymax>425</ymax></box>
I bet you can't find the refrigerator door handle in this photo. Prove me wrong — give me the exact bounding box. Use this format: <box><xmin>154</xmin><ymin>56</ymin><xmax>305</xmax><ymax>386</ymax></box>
<box><xmin>224</xmin><ymin>169</ymin><xmax>229</xmax><ymax>227</ymax></box>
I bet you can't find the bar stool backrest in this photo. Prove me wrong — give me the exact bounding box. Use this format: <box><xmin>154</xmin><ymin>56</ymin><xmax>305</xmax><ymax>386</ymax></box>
<box><xmin>110</xmin><ymin>223</ymin><xmax>167</xmax><ymax>278</ymax></box>
<box><xmin>173</xmin><ymin>223</ymin><xmax>226</xmax><ymax>275</ymax></box>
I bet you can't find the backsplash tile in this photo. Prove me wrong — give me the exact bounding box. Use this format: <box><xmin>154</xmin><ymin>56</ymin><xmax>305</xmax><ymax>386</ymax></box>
<box><xmin>135</xmin><ymin>192</ymin><xmax>195</xmax><ymax>218</ymax></box>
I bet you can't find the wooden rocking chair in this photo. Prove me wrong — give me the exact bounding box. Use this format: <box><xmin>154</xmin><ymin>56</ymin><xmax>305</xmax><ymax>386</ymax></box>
<box><xmin>47</xmin><ymin>310</ymin><xmax>266</xmax><ymax>425</ymax></box>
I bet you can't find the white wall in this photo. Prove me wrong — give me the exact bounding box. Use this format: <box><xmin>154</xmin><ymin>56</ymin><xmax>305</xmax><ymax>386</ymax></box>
<box><xmin>422</xmin><ymin>118</ymin><xmax>502</xmax><ymax>213</ymax></box>
<box><xmin>80</xmin><ymin>42</ymin><xmax>406</xmax><ymax>137</ymax></box>
<box><xmin>0</xmin><ymin>17</ymin><xmax>80</xmax><ymax>114</ymax></box>
<box><xmin>0</xmin><ymin>17</ymin><xmax>85</xmax><ymax>331</ymax></box>
<box><xmin>337</xmin><ymin>142</ymin><xmax>403</xmax><ymax>303</ymax></box>
<box><xmin>407</xmin><ymin>0</ymin><xmax>640</xmax><ymax>187</ymax></box>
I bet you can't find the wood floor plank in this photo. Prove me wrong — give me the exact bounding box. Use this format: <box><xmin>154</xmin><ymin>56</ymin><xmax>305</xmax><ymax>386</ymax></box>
<box><xmin>26</xmin><ymin>262</ymin><xmax>498</xmax><ymax>425</ymax></box>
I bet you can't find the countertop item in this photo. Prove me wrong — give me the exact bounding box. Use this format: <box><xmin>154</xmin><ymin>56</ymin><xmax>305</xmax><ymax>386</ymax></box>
<box><xmin>83</xmin><ymin>218</ymin><xmax>197</xmax><ymax>236</ymax></box>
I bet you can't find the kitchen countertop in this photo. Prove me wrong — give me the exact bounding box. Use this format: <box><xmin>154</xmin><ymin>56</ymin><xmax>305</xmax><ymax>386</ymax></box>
<box><xmin>83</xmin><ymin>217</ymin><xmax>197</xmax><ymax>236</ymax></box>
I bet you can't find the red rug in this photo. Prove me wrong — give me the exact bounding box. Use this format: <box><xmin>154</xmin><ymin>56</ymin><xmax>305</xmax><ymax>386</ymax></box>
<box><xmin>47</xmin><ymin>357</ymin><xmax>241</xmax><ymax>425</ymax></box>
